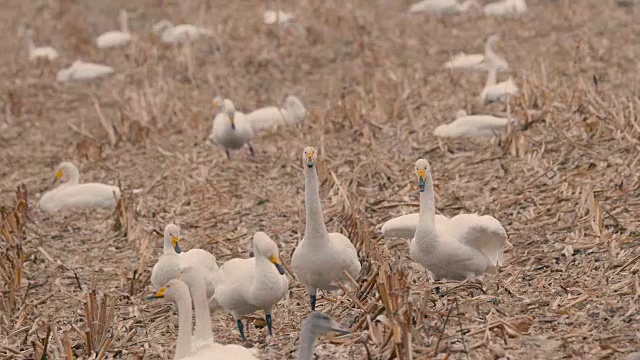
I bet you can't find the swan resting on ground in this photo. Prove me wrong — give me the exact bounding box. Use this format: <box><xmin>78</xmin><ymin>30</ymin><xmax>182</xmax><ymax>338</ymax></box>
<box><xmin>152</xmin><ymin>20</ymin><xmax>213</xmax><ymax>44</ymax></box>
<box><xmin>291</xmin><ymin>147</ymin><xmax>362</xmax><ymax>311</ymax></box>
<box><xmin>24</xmin><ymin>29</ymin><xmax>58</xmax><ymax>61</ymax></box>
<box><xmin>246</xmin><ymin>95</ymin><xmax>307</xmax><ymax>131</ymax></box>
<box><xmin>38</xmin><ymin>162</ymin><xmax>121</xmax><ymax>213</ymax></box>
<box><xmin>96</xmin><ymin>9</ymin><xmax>132</xmax><ymax>49</ymax></box>
<box><xmin>296</xmin><ymin>312</ymin><xmax>350</xmax><ymax>360</ymax></box>
<box><xmin>381</xmin><ymin>159</ymin><xmax>508</xmax><ymax>280</ymax></box>
<box><xmin>433</xmin><ymin>110</ymin><xmax>514</xmax><ymax>138</ymax></box>
<box><xmin>210</xmin><ymin>98</ymin><xmax>254</xmax><ymax>159</ymax></box>
<box><xmin>213</xmin><ymin>232</ymin><xmax>288</xmax><ymax>341</ymax></box>
<box><xmin>408</xmin><ymin>0</ymin><xmax>480</xmax><ymax>15</ymax></box>
<box><xmin>444</xmin><ymin>34</ymin><xmax>509</xmax><ymax>73</ymax></box>
<box><xmin>483</xmin><ymin>0</ymin><xmax>527</xmax><ymax>16</ymax></box>
<box><xmin>263</xmin><ymin>10</ymin><xmax>295</xmax><ymax>25</ymax></box>
<box><xmin>56</xmin><ymin>60</ymin><xmax>114</xmax><ymax>82</ymax></box>
<box><xmin>146</xmin><ymin>277</ymin><xmax>258</xmax><ymax>360</ymax></box>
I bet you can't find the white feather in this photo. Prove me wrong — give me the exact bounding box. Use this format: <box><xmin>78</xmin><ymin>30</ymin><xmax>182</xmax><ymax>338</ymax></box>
<box><xmin>96</xmin><ymin>10</ymin><xmax>132</xmax><ymax>48</ymax></box>
<box><xmin>56</xmin><ymin>60</ymin><xmax>114</xmax><ymax>82</ymax></box>
<box><xmin>433</xmin><ymin>114</ymin><xmax>513</xmax><ymax>138</ymax></box>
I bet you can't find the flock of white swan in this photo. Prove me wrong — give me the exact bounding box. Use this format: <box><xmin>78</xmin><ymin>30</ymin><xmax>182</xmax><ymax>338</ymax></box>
<box><xmin>26</xmin><ymin>2</ymin><xmax>535</xmax><ymax>359</ymax></box>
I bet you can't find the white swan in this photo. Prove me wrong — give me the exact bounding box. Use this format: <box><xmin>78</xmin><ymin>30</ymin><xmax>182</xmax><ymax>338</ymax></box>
<box><xmin>478</xmin><ymin>56</ymin><xmax>518</xmax><ymax>104</ymax></box>
<box><xmin>443</xmin><ymin>35</ymin><xmax>509</xmax><ymax>73</ymax></box>
<box><xmin>381</xmin><ymin>159</ymin><xmax>508</xmax><ymax>280</ymax></box>
<box><xmin>408</xmin><ymin>0</ymin><xmax>480</xmax><ymax>15</ymax></box>
<box><xmin>147</xmin><ymin>278</ymin><xmax>258</xmax><ymax>360</ymax></box>
<box><xmin>263</xmin><ymin>10</ymin><xmax>295</xmax><ymax>25</ymax></box>
<box><xmin>56</xmin><ymin>60</ymin><xmax>114</xmax><ymax>82</ymax></box>
<box><xmin>483</xmin><ymin>0</ymin><xmax>527</xmax><ymax>16</ymax></box>
<box><xmin>433</xmin><ymin>111</ymin><xmax>514</xmax><ymax>138</ymax></box>
<box><xmin>24</xmin><ymin>30</ymin><xmax>59</xmax><ymax>61</ymax></box>
<box><xmin>291</xmin><ymin>147</ymin><xmax>362</xmax><ymax>311</ymax></box>
<box><xmin>297</xmin><ymin>312</ymin><xmax>349</xmax><ymax>360</ymax></box>
<box><xmin>246</xmin><ymin>95</ymin><xmax>307</xmax><ymax>131</ymax></box>
<box><xmin>152</xmin><ymin>20</ymin><xmax>213</xmax><ymax>44</ymax></box>
<box><xmin>96</xmin><ymin>9</ymin><xmax>132</xmax><ymax>49</ymax></box>
<box><xmin>209</xmin><ymin>98</ymin><xmax>254</xmax><ymax>159</ymax></box>
<box><xmin>151</xmin><ymin>224</ymin><xmax>182</xmax><ymax>290</ymax></box>
<box><xmin>213</xmin><ymin>232</ymin><xmax>288</xmax><ymax>341</ymax></box>
<box><xmin>38</xmin><ymin>162</ymin><xmax>121</xmax><ymax>213</ymax></box>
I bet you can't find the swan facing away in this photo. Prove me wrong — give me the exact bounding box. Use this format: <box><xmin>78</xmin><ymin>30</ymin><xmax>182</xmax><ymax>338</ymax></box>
<box><xmin>213</xmin><ymin>232</ymin><xmax>288</xmax><ymax>341</ymax></box>
<box><xmin>246</xmin><ymin>95</ymin><xmax>307</xmax><ymax>131</ymax></box>
<box><xmin>210</xmin><ymin>98</ymin><xmax>254</xmax><ymax>159</ymax></box>
<box><xmin>56</xmin><ymin>60</ymin><xmax>114</xmax><ymax>82</ymax></box>
<box><xmin>147</xmin><ymin>277</ymin><xmax>258</xmax><ymax>360</ymax></box>
<box><xmin>24</xmin><ymin>29</ymin><xmax>59</xmax><ymax>61</ymax></box>
<box><xmin>483</xmin><ymin>0</ymin><xmax>527</xmax><ymax>16</ymax></box>
<box><xmin>444</xmin><ymin>35</ymin><xmax>509</xmax><ymax>73</ymax></box>
<box><xmin>433</xmin><ymin>111</ymin><xmax>514</xmax><ymax>138</ymax></box>
<box><xmin>297</xmin><ymin>312</ymin><xmax>350</xmax><ymax>360</ymax></box>
<box><xmin>263</xmin><ymin>10</ymin><xmax>295</xmax><ymax>25</ymax></box>
<box><xmin>96</xmin><ymin>9</ymin><xmax>132</xmax><ymax>49</ymax></box>
<box><xmin>381</xmin><ymin>159</ymin><xmax>507</xmax><ymax>280</ymax></box>
<box><xmin>408</xmin><ymin>0</ymin><xmax>480</xmax><ymax>15</ymax></box>
<box><xmin>38</xmin><ymin>162</ymin><xmax>121</xmax><ymax>213</ymax></box>
<box><xmin>478</xmin><ymin>55</ymin><xmax>518</xmax><ymax>104</ymax></box>
<box><xmin>152</xmin><ymin>20</ymin><xmax>213</xmax><ymax>44</ymax></box>
<box><xmin>291</xmin><ymin>147</ymin><xmax>361</xmax><ymax>311</ymax></box>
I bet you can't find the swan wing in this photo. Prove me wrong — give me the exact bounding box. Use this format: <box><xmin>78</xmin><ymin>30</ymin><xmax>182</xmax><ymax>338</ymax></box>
<box><xmin>328</xmin><ymin>233</ymin><xmax>361</xmax><ymax>279</ymax></box>
<box><xmin>447</xmin><ymin>213</ymin><xmax>507</xmax><ymax>266</ymax></box>
<box><xmin>381</xmin><ymin>213</ymin><xmax>449</xmax><ymax>239</ymax></box>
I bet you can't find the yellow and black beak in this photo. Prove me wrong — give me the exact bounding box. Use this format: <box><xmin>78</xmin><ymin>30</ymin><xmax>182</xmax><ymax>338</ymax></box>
<box><xmin>171</xmin><ymin>236</ymin><xmax>182</xmax><ymax>253</ymax></box>
<box><xmin>212</xmin><ymin>99</ymin><xmax>218</xmax><ymax>110</ymax></box>
<box><xmin>270</xmin><ymin>255</ymin><xmax>286</xmax><ymax>275</ymax></box>
<box><xmin>305</xmin><ymin>152</ymin><xmax>314</xmax><ymax>168</ymax></box>
<box><xmin>145</xmin><ymin>286</ymin><xmax>166</xmax><ymax>300</ymax></box>
<box><xmin>417</xmin><ymin>169</ymin><xmax>426</xmax><ymax>192</ymax></box>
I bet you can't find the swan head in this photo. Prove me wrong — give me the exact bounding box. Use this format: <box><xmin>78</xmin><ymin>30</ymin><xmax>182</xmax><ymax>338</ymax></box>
<box><xmin>486</xmin><ymin>34</ymin><xmax>503</xmax><ymax>51</ymax></box>
<box><xmin>415</xmin><ymin>159</ymin><xmax>431</xmax><ymax>192</ymax></box>
<box><xmin>145</xmin><ymin>278</ymin><xmax>188</xmax><ymax>301</ymax></box>
<box><xmin>211</xmin><ymin>96</ymin><xmax>223</xmax><ymax>112</ymax></box>
<box><xmin>152</xmin><ymin>20</ymin><xmax>174</xmax><ymax>34</ymax></box>
<box><xmin>54</xmin><ymin>162</ymin><xmax>80</xmax><ymax>184</ymax></box>
<box><xmin>253</xmin><ymin>232</ymin><xmax>285</xmax><ymax>275</ymax></box>
<box><xmin>303</xmin><ymin>146</ymin><xmax>317</xmax><ymax>169</ymax></box>
<box><xmin>164</xmin><ymin>223</ymin><xmax>182</xmax><ymax>253</ymax></box>
<box><xmin>223</xmin><ymin>99</ymin><xmax>236</xmax><ymax>130</ymax></box>
<box><xmin>302</xmin><ymin>312</ymin><xmax>350</xmax><ymax>338</ymax></box>
<box><xmin>285</xmin><ymin>95</ymin><xmax>306</xmax><ymax>116</ymax></box>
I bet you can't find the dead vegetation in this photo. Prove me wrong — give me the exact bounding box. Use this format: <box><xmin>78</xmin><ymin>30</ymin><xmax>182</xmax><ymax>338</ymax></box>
<box><xmin>0</xmin><ymin>0</ymin><xmax>639</xmax><ymax>359</ymax></box>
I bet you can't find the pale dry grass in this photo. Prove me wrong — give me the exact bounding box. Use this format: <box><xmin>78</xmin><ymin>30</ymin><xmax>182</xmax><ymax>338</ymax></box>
<box><xmin>1</xmin><ymin>0</ymin><xmax>639</xmax><ymax>359</ymax></box>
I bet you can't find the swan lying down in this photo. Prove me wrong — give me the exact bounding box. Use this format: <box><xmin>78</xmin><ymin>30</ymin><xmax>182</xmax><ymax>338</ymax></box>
<box><xmin>38</xmin><ymin>162</ymin><xmax>121</xmax><ymax>213</ymax></box>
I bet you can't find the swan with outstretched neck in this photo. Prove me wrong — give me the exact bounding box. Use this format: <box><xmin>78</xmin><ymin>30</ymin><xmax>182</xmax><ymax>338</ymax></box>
<box><xmin>382</xmin><ymin>159</ymin><xmax>508</xmax><ymax>280</ymax></box>
<box><xmin>291</xmin><ymin>147</ymin><xmax>361</xmax><ymax>311</ymax></box>
<box><xmin>296</xmin><ymin>312</ymin><xmax>350</xmax><ymax>360</ymax></box>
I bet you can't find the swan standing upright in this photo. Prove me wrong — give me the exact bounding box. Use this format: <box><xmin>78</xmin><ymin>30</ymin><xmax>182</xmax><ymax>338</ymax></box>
<box><xmin>24</xmin><ymin>29</ymin><xmax>59</xmax><ymax>61</ymax></box>
<box><xmin>478</xmin><ymin>53</ymin><xmax>518</xmax><ymax>104</ymax></box>
<box><xmin>146</xmin><ymin>278</ymin><xmax>258</xmax><ymax>360</ymax></box>
<box><xmin>213</xmin><ymin>232</ymin><xmax>288</xmax><ymax>341</ymax></box>
<box><xmin>96</xmin><ymin>9</ymin><xmax>132</xmax><ymax>49</ymax></box>
<box><xmin>38</xmin><ymin>162</ymin><xmax>121</xmax><ymax>213</ymax></box>
<box><xmin>291</xmin><ymin>147</ymin><xmax>361</xmax><ymax>311</ymax></box>
<box><xmin>150</xmin><ymin>224</ymin><xmax>182</xmax><ymax>290</ymax></box>
<box><xmin>443</xmin><ymin>34</ymin><xmax>509</xmax><ymax>73</ymax></box>
<box><xmin>381</xmin><ymin>159</ymin><xmax>508</xmax><ymax>280</ymax></box>
<box><xmin>246</xmin><ymin>95</ymin><xmax>307</xmax><ymax>131</ymax></box>
<box><xmin>296</xmin><ymin>312</ymin><xmax>350</xmax><ymax>360</ymax></box>
<box><xmin>210</xmin><ymin>98</ymin><xmax>254</xmax><ymax>159</ymax></box>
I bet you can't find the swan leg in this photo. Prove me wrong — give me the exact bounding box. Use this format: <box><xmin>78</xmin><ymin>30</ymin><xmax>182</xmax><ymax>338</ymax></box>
<box><xmin>265</xmin><ymin>313</ymin><xmax>273</xmax><ymax>336</ymax></box>
<box><xmin>309</xmin><ymin>287</ymin><xmax>317</xmax><ymax>310</ymax></box>
<box><xmin>248</xmin><ymin>143</ymin><xmax>255</xmax><ymax>156</ymax></box>
<box><xmin>225</xmin><ymin>148</ymin><xmax>231</xmax><ymax>160</ymax></box>
<box><xmin>236</xmin><ymin>319</ymin><xmax>247</xmax><ymax>342</ymax></box>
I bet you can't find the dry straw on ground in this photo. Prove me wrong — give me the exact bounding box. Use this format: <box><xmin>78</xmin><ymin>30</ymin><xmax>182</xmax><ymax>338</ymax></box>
<box><xmin>1</xmin><ymin>0</ymin><xmax>639</xmax><ymax>359</ymax></box>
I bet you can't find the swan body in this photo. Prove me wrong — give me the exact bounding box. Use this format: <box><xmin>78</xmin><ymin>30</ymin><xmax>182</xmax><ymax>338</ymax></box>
<box><xmin>382</xmin><ymin>159</ymin><xmax>507</xmax><ymax>280</ymax></box>
<box><xmin>96</xmin><ymin>10</ymin><xmax>132</xmax><ymax>48</ymax></box>
<box><xmin>443</xmin><ymin>35</ymin><xmax>509</xmax><ymax>73</ymax></box>
<box><xmin>479</xmin><ymin>76</ymin><xmax>518</xmax><ymax>104</ymax></box>
<box><xmin>246</xmin><ymin>95</ymin><xmax>307</xmax><ymax>131</ymax></box>
<box><xmin>38</xmin><ymin>162</ymin><xmax>120</xmax><ymax>213</ymax></box>
<box><xmin>152</xmin><ymin>20</ymin><xmax>212</xmax><ymax>44</ymax></box>
<box><xmin>433</xmin><ymin>113</ymin><xmax>513</xmax><ymax>138</ymax></box>
<box><xmin>291</xmin><ymin>147</ymin><xmax>361</xmax><ymax>311</ymax></box>
<box><xmin>25</xmin><ymin>30</ymin><xmax>58</xmax><ymax>61</ymax></box>
<box><xmin>148</xmin><ymin>278</ymin><xmax>257</xmax><ymax>360</ymax></box>
<box><xmin>483</xmin><ymin>0</ymin><xmax>527</xmax><ymax>16</ymax></box>
<box><xmin>210</xmin><ymin>98</ymin><xmax>254</xmax><ymax>159</ymax></box>
<box><xmin>408</xmin><ymin>0</ymin><xmax>480</xmax><ymax>15</ymax></box>
<box><xmin>263</xmin><ymin>10</ymin><xmax>295</xmax><ymax>25</ymax></box>
<box><xmin>214</xmin><ymin>232</ymin><xmax>288</xmax><ymax>341</ymax></box>
<box><xmin>56</xmin><ymin>60</ymin><xmax>114</xmax><ymax>82</ymax></box>
<box><xmin>297</xmin><ymin>312</ymin><xmax>350</xmax><ymax>360</ymax></box>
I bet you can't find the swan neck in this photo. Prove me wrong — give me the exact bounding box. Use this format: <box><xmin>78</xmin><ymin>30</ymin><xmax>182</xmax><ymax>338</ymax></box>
<box><xmin>484</xmin><ymin>66</ymin><xmax>497</xmax><ymax>88</ymax></box>
<box><xmin>296</xmin><ymin>325</ymin><xmax>318</xmax><ymax>360</ymax></box>
<box><xmin>120</xmin><ymin>12</ymin><xmax>129</xmax><ymax>33</ymax></box>
<box><xmin>190</xmin><ymin>276</ymin><xmax>214</xmax><ymax>343</ymax></box>
<box><xmin>304</xmin><ymin>168</ymin><xmax>328</xmax><ymax>239</ymax></box>
<box><xmin>415</xmin><ymin>175</ymin><xmax>437</xmax><ymax>244</ymax></box>
<box><xmin>174</xmin><ymin>291</ymin><xmax>193</xmax><ymax>360</ymax></box>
